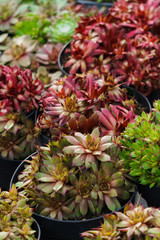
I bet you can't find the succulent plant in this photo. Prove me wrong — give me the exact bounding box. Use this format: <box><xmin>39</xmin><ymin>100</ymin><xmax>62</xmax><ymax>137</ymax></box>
<box><xmin>63</xmin><ymin>128</ymin><xmax>114</xmax><ymax>169</ymax></box>
<box><xmin>0</xmin><ymin>65</ymin><xmax>43</xmax><ymax>113</ymax></box>
<box><xmin>36</xmin><ymin>42</ymin><xmax>63</xmax><ymax>71</ymax></box>
<box><xmin>108</xmin><ymin>0</ymin><xmax>160</xmax><ymax>37</ymax></box>
<box><xmin>0</xmin><ymin>33</ymin><xmax>10</xmax><ymax>53</ymax></box>
<box><xmin>0</xmin><ymin>35</ymin><xmax>38</xmax><ymax>68</ymax></box>
<box><xmin>119</xmin><ymin>100</ymin><xmax>160</xmax><ymax>188</ymax></box>
<box><xmin>44</xmin><ymin>16</ymin><xmax>77</xmax><ymax>44</ymax></box>
<box><xmin>0</xmin><ymin>184</ymin><xmax>37</xmax><ymax>239</ymax></box>
<box><xmin>15</xmin><ymin>135</ymin><xmax>134</xmax><ymax>220</ymax></box>
<box><xmin>13</xmin><ymin>13</ymin><xmax>51</xmax><ymax>44</ymax></box>
<box><xmin>0</xmin><ymin>0</ymin><xmax>28</xmax><ymax>31</ymax></box>
<box><xmin>37</xmin><ymin>73</ymin><xmax>136</xmax><ymax>139</ymax></box>
<box><xmin>82</xmin><ymin>202</ymin><xmax>160</xmax><ymax>239</ymax></box>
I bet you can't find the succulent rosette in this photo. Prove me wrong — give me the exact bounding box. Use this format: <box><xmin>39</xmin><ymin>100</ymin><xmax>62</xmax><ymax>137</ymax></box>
<box><xmin>82</xmin><ymin>203</ymin><xmax>160</xmax><ymax>239</ymax></box>
<box><xmin>16</xmin><ymin>135</ymin><xmax>134</xmax><ymax>220</ymax></box>
<box><xmin>0</xmin><ymin>65</ymin><xmax>43</xmax><ymax>113</ymax></box>
<box><xmin>0</xmin><ymin>0</ymin><xmax>28</xmax><ymax>31</ymax></box>
<box><xmin>0</xmin><ymin>35</ymin><xmax>38</xmax><ymax>68</ymax></box>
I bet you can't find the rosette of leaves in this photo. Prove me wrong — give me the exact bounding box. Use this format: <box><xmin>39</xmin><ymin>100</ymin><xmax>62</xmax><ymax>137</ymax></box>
<box><xmin>0</xmin><ymin>185</ymin><xmax>37</xmax><ymax>240</ymax></box>
<box><xmin>16</xmin><ymin>134</ymin><xmax>134</xmax><ymax>220</ymax></box>
<box><xmin>0</xmin><ymin>65</ymin><xmax>44</xmax><ymax>113</ymax></box>
<box><xmin>0</xmin><ymin>35</ymin><xmax>38</xmax><ymax>68</ymax></box>
<box><xmin>37</xmin><ymin>72</ymin><xmax>136</xmax><ymax>140</ymax></box>
<box><xmin>0</xmin><ymin>111</ymin><xmax>41</xmax><ymax>160</ymax></box>
<box><xmin>13</xmin><ymin>13</ymin><xmax>51</xmax><ymax>44</ymax></box>
<box><xmin>119</xmin><ymin>100</ymin><xmax>160</xmax><ymax>188</ymax></box>
<box><xmin>44</xmin><ymin>15</ymin><xmax>77</xmax><ymax>44</ymax></box>
<box><xmin>82</xmin><ymin>202</ymin><xmax>160</xmax><ymax>239</ymax></box>
<box><xmin>0</xmin><ymin>0</ymin><xmax>28</xmax><ymax>32</ymax></box>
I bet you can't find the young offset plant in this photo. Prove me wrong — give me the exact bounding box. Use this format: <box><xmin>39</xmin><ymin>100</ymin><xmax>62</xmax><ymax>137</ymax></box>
<box><xmin>119</xmin><ymin>100</ymin><xmax>160</xmax><ymax>188</ymax></box>
<box><xmin>82</xmin><ymin>202</ymin><xmax>160</xmax><ymax>239</ymax></box>
<box><xmin>15</xmin><ymin>131</ymin><xmax>134</xmax><ymax>220</ymax></box>
<box><xmin>0</xmin><ymin>185</ymin><xmax>37</xmax><ymax>240</ymax></box>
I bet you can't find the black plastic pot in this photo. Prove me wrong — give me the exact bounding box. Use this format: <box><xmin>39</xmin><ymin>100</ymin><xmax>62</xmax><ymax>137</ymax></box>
<box><xmin>76</xmin><ymin>0</ymin><xmax>113</xmax><ymax>8</ymax></box>
<box><xmin>122</xmin><ymin>85</ymin><xmax>151</xmax><ymax>114</ymax></box>
<box><xmin>32</xmin><ymin>218</ymin><xmax>41</xmax><ymax>240</ymax></box>
<box><xmin>147</xmin><ymin>90</ymin><xmax>160</xmax><ymax>107</ymax></box>
<box><xmin>137</xmin><ymin>184</ymin><xmax>160</xmax><ymax>208</ymax></box>
<box><xmin>10</xmin><ymin>154</ymin><xmax>136</xmax><ymax>240</ymax></box>
<box><xmin>58</xmin><ymin>41</ymin><xmax>71</xmax><ymax>76</ymax></box>
<box><xmin>0</xmin><ymin>156</ymin><xmax>21</xmax><ymax>190</ymax></box>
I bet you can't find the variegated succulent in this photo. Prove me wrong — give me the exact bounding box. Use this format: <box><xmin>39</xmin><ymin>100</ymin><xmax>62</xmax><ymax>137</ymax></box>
<box><xmin>15</xmin><ymin>135</ymin><xmax>134</xmax><ymax>220</ymax></box>
<box><xmin>0</xmin><ymin>185</ymin><xmax>37</xmax><ymax>240</ymax></box>
<box><xmin>37</xmin><ymin>73</ymin><xmax>136</xmax><ymax>139</ymax></box>
<box><xmin>82</xmin><ymin>202</ymin><xmax>160</xmax><ymax>239</ymax></box>
<box><xmin>0</xmin><ymin>35</ymin><xmax>38</xmax><ymax>68</ymax></box>
<box><xmin>0</xmin><ymin>65</ymin><xmax>43</xmax><ymax>113</ymax></box>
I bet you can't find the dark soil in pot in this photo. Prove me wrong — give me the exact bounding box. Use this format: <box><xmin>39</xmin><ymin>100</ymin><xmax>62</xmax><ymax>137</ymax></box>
<box><xmin>10</xmin><ymin>154</ymin><xmax>136</xmax><ymax>240</ymax></box>
<box><xmin>137</xmin><ymin>183</ymin><xmax>160</xmax><ymax>208</ymax></box>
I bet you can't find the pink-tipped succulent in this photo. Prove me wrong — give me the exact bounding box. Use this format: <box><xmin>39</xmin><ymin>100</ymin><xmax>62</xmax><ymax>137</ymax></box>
<box><xmin>0</xmin><ymin>65</ymin><xmax>43</xmax><ymax>113</ymax></box>
<box><xmin>63</xmin><ymin>128</ymin><xmax>114</xmax><ymax>168</ymax></box>
<box><xmin>36</xmin><ymin>43</ymin><xmax>63</xmax><ymax>71</ymax></box>
<box><xmin>82</xmin><ymin>202</ymin><xmax>160</xmax><ymax>239</ymax></box>
<box><xmin>0</xmin><ymin>35</ymin><xmax>38</xmax><ymax>68</ymax></box>
<box><xmin>98</xmin><ymin>104</ymin><xmax>135</xmax><ymax>137</ymax></box>
<box><xmin>108</xmin><ymin>0</ymin><xmax>160</xmax><ymax>38</ymax></box>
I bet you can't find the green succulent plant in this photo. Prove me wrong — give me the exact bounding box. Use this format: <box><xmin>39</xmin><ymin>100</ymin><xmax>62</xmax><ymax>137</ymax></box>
<box><xmin>44</xmin><ymin>16</ymin><xmax>77</xmax><ymax>44</ymax></box>
<box><xmin>16</xmin><ymin>131</ymin><xmax>134</xmax><ymax>220</ymax></box>
<box><xmin>13</xmin><ymin>13</ymin><xmax>51</xmax><ymax>44</ymax></box>
<box><xmin>119</xmin><ymin>100</ymin><xmax>160</xmax><ymax>188</ymax></box>
<box><xmin>0</xmin><ymin>185</ymin><xmax>37</xmax><ymax>240</ymax></box>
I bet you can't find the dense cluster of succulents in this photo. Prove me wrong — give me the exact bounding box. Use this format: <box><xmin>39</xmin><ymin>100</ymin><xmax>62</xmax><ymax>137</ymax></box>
<box><xmin>0</xmin><ymin>65</ymin><xmax>43</xmax><ymax>113</ymax></box>
<box><xmin>119</xmin><ymin>100</ymin><xmax>160</xmax><ymax>187</ymax></box>
<box><xmin>36</xmin><ymin>72</ymin><xmax>136</xmax><ymax>139</ymax></box>
<box><xmin>64</xmin><ymin>7</ymin><xmax>160</xmax><ymax>95</ymax></box>
<box><xmin>0</xmin><ymin>65</ymin><xmax>43</xmax><ymax>160</ymax></box>
<box><xmin>16</xmin><ymin>135</ymin><xmax>134</xmax><ymax>220</ymax></box>
<box><xmin>82</xmin><ymin>202</ymin><xmax>160</xmax><ymax>239</ymax></box>
<box><xmin>0</xmin><ymin>185</ymin><xmax>37</xmax><ymax>240</ymax></box>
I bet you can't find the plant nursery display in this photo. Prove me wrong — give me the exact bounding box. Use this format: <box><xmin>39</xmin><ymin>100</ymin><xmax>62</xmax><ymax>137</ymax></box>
<box><xmin>119</xmin><ymin>100</ymin><xmax>160</xmax><ymax>206</ymax></box>
<box><xmin>82</xmin><ymin>202</ymin><xmax>160</xmax><ymax>239</ymax></box>
<box><xmin>0</xmin><ymin>184</ymin><xmax>40</xmax><ymax>239</ymax></box>
<box><xmin>0</xmin><ymin>0</ymin><xmax>160</xmax><ymax>239</ymax></box>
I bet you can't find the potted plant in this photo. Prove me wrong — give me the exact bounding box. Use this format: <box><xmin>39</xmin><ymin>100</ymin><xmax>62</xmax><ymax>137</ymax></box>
<box><xmin>119</xmin><ymin>99</ymin><xmax>160</xmax><ymax>207</ymax></box>
<box><xmin>82</xmin><ymin>202</ymin><xmax>160</xmax><ymax>239</ymax></box>
<box><xmin>0</xmin><ymin>65</ymin><xmax>43</xmax><ymax>190</ymax></box>
<box><xmin>11</xmin><ymin>130</ymin><xmax>136</xmax><ymax>239</ymax></box>
<box><xmin>0</xmin><ymin>184</ymin><xmax>41</xmax><ymax>239</ymax></box>
<box><xmin>35</xmin><ymin>72</ymin><xmax>151</xmax><ymax>145</ymax></box>
<box><xmin>58</xmin><ymin>13</ymin><xmax>160</xmax><ymax>97</ymax></box>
